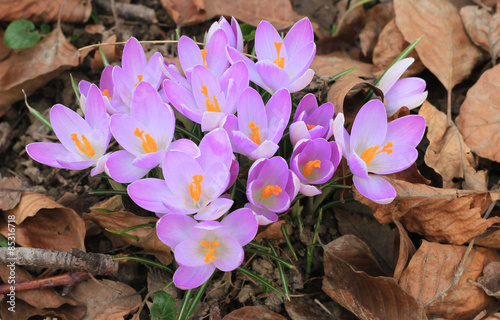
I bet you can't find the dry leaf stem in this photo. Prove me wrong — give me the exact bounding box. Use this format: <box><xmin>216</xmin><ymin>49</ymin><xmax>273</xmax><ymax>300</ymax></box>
<box><xmin>0</xmin><ymin>271</ymin><xmax>89</xmax><ymax>294</ymax></box>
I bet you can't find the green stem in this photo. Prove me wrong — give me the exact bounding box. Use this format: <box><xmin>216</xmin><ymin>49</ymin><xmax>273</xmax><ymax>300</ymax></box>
<box><xmin>112</xmin><ymin>256</ymin><xmax>173</xmax><ymax>274</ymax></box>
<box><xmin>266</xmin><ymin>240</ymin><xmax>290</xmax><ymax>300</ymax></box>
<box><xmin>247</xmin><ymin>241</ymin><xmax>271</xmax><ymax>251</ymax></box>
<box><xmin>175</xmin><ymin>125</ymin><xmax>201</xmax><ymax>143</ymax></box>
<box><xmin>237</xmin><ymin>267</ymin><xmax>284</xmax><ymax>296</ymax></box>
<box><xmin>89</xmin><ymin>189</ymin><xmax>128</xmax><ymax>195</ymax></box>
<box><xmin>281</xmin><ymin>223</ymin><xmax>298</xmax><ymax>260</ymax></box>
<box><xmin>244</xmin><ymin>248</ymin><xmax>294</xmax><ymax>268</ymax></box>
<box><xmin>185</xmin><ymin>272</ymin><xmax>214</xmax><ymax>318</ymax></box>
<box><xmin>176</xmin><ymin>289</ymin><xmax>193</xmax><ymax>320</ymax></box>
<box><xmin>306</xmin><ymin>209</ymin><xmax>323</xmax><ymax>279</ymax></box>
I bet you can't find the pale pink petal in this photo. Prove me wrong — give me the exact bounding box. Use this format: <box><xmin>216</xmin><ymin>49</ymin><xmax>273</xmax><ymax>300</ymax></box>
<box><xmin>353</xmin><ymin>174</ymin><xmax>396</xmax><ymax>205</ymax></box>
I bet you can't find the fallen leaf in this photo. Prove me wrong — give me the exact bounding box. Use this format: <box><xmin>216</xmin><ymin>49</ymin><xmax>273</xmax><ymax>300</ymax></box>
<box><xmin>419</xmin><ymin>101</ymin><xmax>488</xmax><ymax>191</ymax></box>
<box><xmin>0</xmin><ymin>298</ymin><xmax>85</xmax><ymax>320</ymax></box>
<box><xmin>456</xmin><ymin>63</ymin><xmax>500</xmax><ymax>163</ymax></box>
<box><xmin>0</xmin><ymin>192</ymin><xmax>86</xmax><ymax>251</ymax></box>
<box><xmin>0</xmin><ymin>29</ymin><xmax>11</xmax><ymax>62</ymax></box>
<box><xmin>358</xmin><ymin>3</ymin><xmax>394</xmax><ymax>58</ymax></box>
<box><xmin>0</xmin><ymin>174</ymin><xmax>22</xmax><ymax>210</ymax></box>
<box><xmin>372</xmin><ymin>19</ymin><xmax>425</xmax><ymax>77</ymax></box>
<box><xmin>399</xmin><ymin>241</ymin><xmax>500</xmax><ymax>320</ymax></box>
<box><xmin>322</xmin><ymin>237</ymin><xmax>428</xmax><ymax>320</ymax></box>
<box><xmin>254</xmin><ymin>220</ymin><xmax>285</xmax><ymax>240</ymax></box>
<box><xmin>394</xmin><ymin>0</ymin><xmax>483</xmax><ymax>92</ymax></box>
<box><xmin>0</xmin><ymin>27</ymin><xmax>80</xmax><ymax>108</ymax></box>
<box><xmin>0</xmin><ymin>0</ymin><xmax>91</xmax><ymax>23</ymax></box>
<box><xmin>90</xmin><ymin>35</ymin><xmax>122</xmax><ymax>71</ymax></box>
<box><xmin>285</xmin><ymin>296</ymin><xmax>337</xmax><ymax>320</ymax></box>
<box><xmin>460</xmin><ymin>5</ymin><xmax>500</xmax><ymax>64</ymax></box>
<box><xmin>159</xmin><ymin>0</ymin><xmax>206</xmax><ymax>26</ymax></box>
<box><xmin>389</xmin><ymin>162</ymin><xmax>431</xmax><ymax>185</ymax></box>
<box><xmin>327</xmin><ymin>74</ymin><xmax>383</xmax><ymax>115</ymax></box>
<box><xmin>472</xmin><ymin>262</ymin><xmax>500</xmax><ymax>298</ymax></box>
<box><xmin>355</xmin><ymin>178</ymin><xmax>500</xmax><ymax>245</ymax></box>
<box><xmin>83</xmin><ymin>210</ymin><xmax>172</xmax><ymax>265</ymax></box>
<box><xmin>392</xmin><ymin>217</ymin><xmax>416</xmax><ymax>282</ymax></box>
<box><xmin>69</xmin><ymin>279</ymin><xmax>141</xmax><ymax>320</ymax></box>
<box><xmin>311</xmin><ymin>51</ymin><xmax>373</xmax><ymax>80</ymax></box>
<box><xmin>223</xmin><ymin>306</ymin><xmax>287</xmax><ymax>320</ymax></box>
<box><xmin>476</xmin><ymin>226</ymin><xmax>500</xmax><ymax>248</ymax></box>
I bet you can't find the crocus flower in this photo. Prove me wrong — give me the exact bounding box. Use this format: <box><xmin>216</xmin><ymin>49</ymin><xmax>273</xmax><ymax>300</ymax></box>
<box><xmin>333</xmin><ymin>100</ymin><xmax>426</xmax><ymax>204</ymax></box>
<box><xmin>164</xmin><ymin>62</ymin><xmax>248</xmax><ymax>132</ymax></box>
<box><xmin>157</xmin><ymin>208</ymin><xmax>258</xmax><ymax>289</ymax></box>
<box><xmin>127</xmin><ymin>129</ymin><xmax>235</xmax><ymax>220</ymax></box>
<box><xmin>244</xmin><ymin>203</ymin><xmax>278</xmax><ymax>225</ymax></box>
<box><xmin>289</xmin><ymin>93</ymin><xmax>334</xmax><ymax>146</ymax></box>
<box><xmin>26</xmin><ymin>85</ymin><xmax>111</xmax><ymax>176</ymax></box>
<box><xmin>222</xmin><ymin>87</ymin><xmax>291</xmax><ymax>160</ymax></box>
<box><xmin>290</xmin><ymin>138</ymin><xmax>342</xmax><ymax>196</ymax></box>
<box><xmin>106</xmin><ymin>82</ymin><xmax>196</xmax><ymax>183</ymax></box>
<box><xmin>207</xmin><ymin>16</ymin><xmax>244</xmax><ymax>53</ymax></box>
<box><xmin>246</xmin><ymin>157</ymin><xmax>299</xmax><ymax>213</ymax></box>
<box><xmin>112</xmin><ymin>37</ymin><xmax>164</xmax><ymax>112</ymax></box>
<box><xmin>375</xmin><ymin>57</ymin><xmax>428</xmax><ymax>117</ymax></box>
<box><xmin>226</xmin><ymin>17</ymin><xmax>316</xmax><ymax>93</ymax></box>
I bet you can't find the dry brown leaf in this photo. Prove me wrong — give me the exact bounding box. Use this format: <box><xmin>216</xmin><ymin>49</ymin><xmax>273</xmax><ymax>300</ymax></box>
<box><xmin>223</xmin><ymin>306</ymin><xmax>287</xmax><ymax>320</ymax></box>
<box><xmin>419</xmin><ymin>101</ymin><xmax>488</xmax><ymax>191</ymax></box>
<box><xmin>0</xmin><ymin>174</ymin><xmax>22</xmax><ymax>210</ymax></box>
<box><xmin>0</xmin><ymin>192</ymin><xmax>86</xmax><ymax>251</ymax></box>
<box><xmin>254</xmin><ymin>220</ymin><xmax>285</xmax><ymax>240</ymax></box>
<box><xmin>372</xmin><ymin>19</ymin><xmax>425</xmax><ymax>77</ymax></box>
<box><xmin>392</xmin><ymin>217</ymin><xmax>416</xmax><ymax>282</ymax></box>
<box><xmin>394</xmin><ymin>0</ymin><xmax>483</xmax><ymax>92</ymax></box>
<box><xmin>476</xmin><ymin>226</ymin><xmax>500</xmax><ymax>248</ymax></box>
<box><xmin>389</xmin><ymin>162</ymin><xmax>431</xmax><ymax>185</ymax></box>
<box><xmin>456</xmin><ymin>63</ymin><xmax>500</xmax><ymax>162</ymax></box>
<box><xmin>159</xmin><ymin>0</ymin><xmax>206</xmax><ymax>26</ymax></box>
<box><xmin>358</xmin><ymin>3</ymin><xmax>394</xmax><ymax>58</ymax></box>
<box><xmin>0</xmin><ymin>27</ymin><xmax>80</xmax><ymax>108</ymax></box>
<box><xmin>0</xmin><ymin>298</ymin><xmax>85</xmax><ymax>320</ymax></box>
<box><xmin>69</xmin><ymin>279</ymin><xmax>141</xmax><ymax>320</ymax></box>
<box><xmin>460</xmin><ymin>5</ymin><xmax>500</xmax><ymax>63</ymax></box>
<box><xmin>327</xmin><ymin>74</ymin><xmax>383</xmax><ymax>115</ymax></box>
<box><xmin>322</xmin><ymin>237</ymin><xmax>428</xmax><ymax>320</ymax></box>
<box><xmin>399</xmin><ymin>241</ymin><xmax>500</xmax><ymax>320</ymax></box>
<box><xmin>355</xmin><ymin>178</ymin><xmax>500</xmax><ymax>245</ymax></box>
<box><xmin>0</xmin><ymin>0</ymin><xmax>91</xmax><ymax>22</ymax></box>
<box><xmin>284</xmin><ymin>296</ymin><xmax>338</xmax><ymax>320</ymax></box>
<box><xmin>90</xmin><ymin>35</ymin><xmax>122</xmax><ymax>71</ymax></box>
<box><xmin>311</xmin><ymin>51</ymin><xmax>373</xmax><ymax>80</ymax></box>
<box><xmin>83</xmin><ymin>210</ymin><xmax>172</xmax><ymax>265</ymax></box>
<box><xmin>472</xmin><ymin>261</ymin><xmax>500</xmax><ymax>298</ymax></box>
<box><xmin>0</xmin><ymin>29</ymin><xmax>11</xmax><ymax>62</ymax></box>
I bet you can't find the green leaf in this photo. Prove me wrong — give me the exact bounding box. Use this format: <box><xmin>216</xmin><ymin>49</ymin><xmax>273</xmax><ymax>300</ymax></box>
<box><xmin>240</xmin><ymin>23</ymin><xmax>256</xmax><ymax>41</ymax></box>
<box><xmin>150</xmin><ymin>291</ymin><xmax>177</xmax><ymax>320</ymax></box>
<box><xmin>4</xmin><ymin>19</ymin><xmax>40</xmax><ymax>49</ymax></box>
<box><xmin>39</xmin><ymin>24</ymin><xmax>51</xmax><ymax>35</ymax></box>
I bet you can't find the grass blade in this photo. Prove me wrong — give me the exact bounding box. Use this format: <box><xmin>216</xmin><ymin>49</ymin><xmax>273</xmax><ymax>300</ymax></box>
<box><xmin>281</xmin><ymin>223</ymin><xmax>298</xmax><ymax>260</ymax></box>
<box><xmin>266</xmin><ymin>240</ymin><xmax>290</xmax><ymax>300</ymax></box>
<box><xmin>112</xmin><ymin>256</ymin><xmax>173</xmax><ymax>274</ymax></box>
<box><xmin>237</xmin><ymin>267</ymin><xmax>284</xmax><ymax>296</ymax></box>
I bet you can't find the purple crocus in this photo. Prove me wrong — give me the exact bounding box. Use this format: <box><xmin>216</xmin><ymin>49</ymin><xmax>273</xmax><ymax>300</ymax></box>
<box><xmin>333</xmin><ymin>100</ymin><xmax>426</xmax><ymax>204</ymax></box>
<box><xmin>127</xmin><ymin>128</ymin><xmax>236</xmax><ymax>220</ymax></box>
<box><xmin>164</xmin><ymin>62</ymin><xmax>248</xmax><ymax>132</ymax></box>
<box><xmin>157</xmin><ymin>208</ymin><xmax>258</xmax><ymax>289</ymax></box>
<box><xmin>207</xmin><ymin>16</ymin><xmax>244</xmax><ymax>53</ymax></box>
<box><xmin>26</xmin><ymin>85</ymin><xmax>111</xmax><ymax>176</ymax></box>
<box><xmin>289</xmin><ymin>94</ymin><xmax>334</xmax><ymax>146</ymax></box>
<box><xmin>290</xmin><ymin>138</ymin><xmax>342</xmax><ymax>196</ymax></box>
<box><xmin>112</xmin><ymin>37</ymin><xmax>164</xmax><ymax>112</ymax></box>
<box><xmin>375</xmin><ymin>57</ymin><xmax>428</xmax><ymax>117</ymax></box>
<box><xmin>226</xmin><ymin>17</ymin><xmax>316</xmax><ymax>93</ymax></box>
<box><xmin>222</xmin><ymin>87</ymin><xmax>291</xmax><ymax>160</ymax></box>
<box><xmin>246</xmin><ymin>157</ymin><xmax>300</xmax><ymax>213</ymax></box>
<box><xmin>244</xmin><ymin>203</ymin><xmax>278</xmax><ymax>226</ymax></box>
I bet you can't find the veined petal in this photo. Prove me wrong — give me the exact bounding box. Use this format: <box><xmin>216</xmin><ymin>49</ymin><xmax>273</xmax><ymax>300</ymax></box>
<box><xmin>256</xmin><ymin>60</ymin><xmax>290</xmax><ymax>92</ymax></box>
<box><xmin>332</xmin><ymin>113</ymin><xmax>350</xmax><ymax>158</ymax></box>
<box><xmin>106</xmin><ymin>150</ymin><xmax>150</xmax><ymax>183</ymax></box>
<box><xmin>351</xmin><ymin>100</ymin><xmax>387</xmax><ymax>154</ymax></box>
<box><xmin>132</xmin><ymin>151</ymin><xmax>163</xmax><ymax>169</ymax></box>
<box><xmin>244</xmin><ymin>203</ymin><xmax>278</xmax><ymax>226</ymax></box>
<box><xmin>386</xmin><ymin>91</ymin><xmax>428</xmax><ymax>117</ymax></box>
<box><xmin>226</xmin><ymin>46</ymin><xmax>267</xmax><ymax>90</ymax></box>
<box><xmin>197</xmin><ymin>128</ymin><xmax>233</xmax><ymax>171</ymax></box>
<box><xmin>221</xmin><ymin>208</ymin><xmax>258</xmax><ymax>245</ymax></box>
<box><xmin>157</xmin><ymin>214</ymin><xmax>197</xmax><ymax>248</ymax></box>
<box><xmin>56</xmin><ymin>153</ymin><xmax>95</xmax><ymax>170</ymax></box>
<box><xmin>173</xmin><ymin>264</ymin><xmax>215</xmax><ymax>289</ymax></box>
<box><xmin>127</xmin><ymin>178</ymin><xmax>170</xmax><ymax>214</ymax></box>
<box><xmin>283</xmin><ymin>17</ymin><xmax>314</xmax><ymax>57</ymax></box>
<box><xmin>368</xmin><ymin>145</ymin><xmax>418</xmax><ymax>174</ymax></box>
<box><xmin>285</xmin><ymin>69</ymin><xmax>314</xmax><ymax>93</ymax></box>
<box><xmin>193</xmin><ymin>197</ymin><xmax>234</xmax><ymax>220</ymax></box>
<box><xmin>353</xmin><ymin>175</ymin><xmax>396</xmax><ymax>204</ymax></box>
<box><xmin>299</xmin><ymin>183</ymin><xmax>322</xmax><ymax>196</ymax></box>
<box><xmin>26</xmin><ymin>142</ymin><xmax>70</xmax><ymax>169</ymax></box>
<box><xmin>206</xmin><ymin>29</ymin><xmax>229</xmax><ymax>78</ymax></box>
<box><xmin>376</xmin><ymin>57</ymin><xmax>414</xmax><ymax>95</ymax></box>
<box><xmin>385</xmin><ymin>115</ymin><xmax>426</xmax><ymax>148</ymax></box>
<box><xmin>348</xmin><ymin>151</ymin><xmax>370</xmax><ymax>180</ymax></box>
<box><xmin>50</xmin><ymin>104</ymin><xmax>94</xmax><ymax>156</ymax></box>
<box><xmin>178</xmin><ymin>36</ymin><xmax>203</xmax><ymax>71</ymax></box>
<box><xmin>175</xmin><ymin>239</ymin><xmax>212</xmax><ymax>268</ymax></box>
<box><xmin>255</xmin><ymin>20</ymin><xmax>287</xmax><ymax>62</ymax></box>
<box><xmin>122</xmin><ymin>37</ymin><xmax>147</xmax><ymax>75</ymax></box>
<box><xmin>212</xmin><ymin>235</ymin><xmax>244</xmax><ymax>271</ymax></box>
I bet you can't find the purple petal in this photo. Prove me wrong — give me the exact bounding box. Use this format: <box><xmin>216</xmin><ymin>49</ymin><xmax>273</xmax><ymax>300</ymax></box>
<box><xmin>299</xmin><ymin>183</ymin><xmax>322</xmax><ymax>196</ymax></box>
<box><xmin>226</xmin><ymin>46</ymin><xmax>266</xmax><ymax>90</ymax></box>
<box><xmin>285</xmin><ymin>42</ymin><xmax>316</xmax><ymax>83</ymax></box>
<box><xmin>112</xmin><ymin>66</ymin><xmax>134</xmax><ymax>106</ymax></box>
<box><xmin>50</xmin><ymin>104</ymin><xmax>94</xmax><ymax>156</ymax></box>
<box><xmin>247</xmin><ymin>158</ymin><xmax>267</xmax><ymax>182</ymax></box>
<box><xmin>91</xmin><ymin>152</ymin><xmax>111</xmax><ymax>176</ymax></box>
<box><xmin>231</xmin><ymin>17</ymin><xmax>244</xmax><ymax>52</ymax></box>
<box><xmin>157</xmin><ymin>214</ymin><xmax>197</xmax><ymax>248</ymax></box>
<box><xmin>100</xmin><ymin>65</ymin><xmax>114</xmax><ymax>93</ymax></box>
<box><xmin>256</xmin><ymin>60</ymin><xmax>290</xmax><ymax>92</ymax></box>
<box><xmin>142</xmin><ymin>52</ymin><xmax>164</xmax><ymax>90</ymax></box>
<box><xmin>206</xmin><ymin>29</ymin><xmax>229</xmax><ymax>78</ymax></box>
<box><xmin>294</xmin><ymin>93</ymin><xmax>317</xmax><ymax>122</ymax></box>
<box><xmin>266</xmin><ymin>88</ymin><xmax>291</xmax><ymax>143</ymax></box>
<box><xmin>351</xmin><ymin>100</ymin><xmax>387</xmax><ymax>155</ymax></box>
<box><xmin>386</xmin><ymin>91</ymin><xmax>428</xmax><ymax>116</ymax></box>
<box><xmin>190</xmin><ymin>66</ymin><xmax>225</xmax><ymax>113</ymax></box>
<box><xmin>56</xmin><ymin>153</ymin><xmax>95</xmax><ymax>170</ymax></box>
<box><xmin>353</xmin><ymin>175</ymin><xmax>396</xmax><ymax>205</ymax></box>
<box><xmin>308</xmin><ymin>102</ymin><xmax>334</xmax><ymax>126</ymax></box>
<box><xmin>26</xmin><ymin>142</ymin><xmax>69</xmax><ymax>168</ymax></box>
<box><xmin>376</xmin><ymin>58</ymin><xmax>414</xmax><ymax>95</ymax></box>
<box><xmin>247</xmin><ymin>179</ymin><xmax>290</xmax><ymax>213</ymax></box>
<box><xmin>367</xmin><ymin>144</ymin><xmax>418</xmax><ymax>174</ymax></box>
<box><xmin>201</xmin><ymin>111</ymin><xmax>226</xmax><ymax>132</ymax></box>
<box><xmin>256</xmin><ymin>156</ymin><xmax>289</xmax><ymax>187</ymax></box>
<box><xmin>159</xmin><ymin>57</ymin><xmax>191</xmax><ymax>90</ymax></box>
<box><xmin>162</xmin><ymin>150</ymin><xmax>202</xmax><ymax>198</ymax></box>
<box><xmin>348</xmin><ymin>151</ymin><xmax>370</xmax><ymax>180</ymax></box>
<box><xmin>255</xmin><ymin>20</ymin><xmax>287</xmax><ymax>62</ymax></box>
<box><xmin>221</xmin><ymin>208</ymin><xmax>258</xmax><ymax>246</ymax></box>
<box><xmin>247</xmin><ymin>140</ymin><xmax>280</xmax><ymax>160</ymax></box>
<box><xmin>332</xmin><ymin>113</ymin><xmax>350</xmax><ymax>158</ymax></box>
<box><xmin>178</xmin><ymin>36</ymin><xmax>203</xmax><ymax>71</ymax></box>
<box><xmin>163</xmin><ymin>79</ymin><xmax>202</xmax><ymax>122</ymax></box>
<box><xmin>244</xmin><ymin>203</ymin><xmax>278</xmax><ymax>226</ymax></box>
<box><xmin>132</xmin><ymin>151</ymin><xmax>163</xmax><ymax>169</ymax></box>
<box><xmin>197</xmin><ymin>128</ymin><xmax>233</xmax><ymax>171</ymax></box>
<box><xmin>285</xmin><ymin>69</ymin><xmax>315</xmax><ymax>93</ymax></box>
<box><xmin>289</xmin><ymin>121</ymin><xmax>312</xmax><ymax>146</ymax></box>
<box><xmin>173</xmin><ymin>264</ymin><xmax>215</xmax><ymax>289</ymax></box>
<box><xmin>284</xmin><ymin>17</ymin><xmax>314</xmax><ymax>57</ymax></box>
<box><xmin>385</xmin><ymin>115</ymin><xmax>426</xmax><ymax>148</ymax></box>
<box><xmin>193</xmin><ymin>197</ymin><xmax>234</xmax><ymax>220</ymax></box>
<box><xmin>168</xmin><ymin>139</ymin><xmax>200</xmax><ymax>158</ymax></box>
<box><xmin>122</xmin><ymin>37</ymin><xmax>147</xmax><ymax>75</ymax></box>
<box><xmin>175</xmin><ymin>239</ymin><xmax>211</xmax><ymax>267</ymax></box>
<box><xmin>127</xmin><ymin>178</ymin><xmax>170</xmax><ymax>214</ymax></box>
<box><xmin>237</xmin><ymin>88</ymin><xmax>267</xmax><ymax>137</ymax></box>
<box><xmin>110</xmin><ymin>114</ymin><xmax>150</xmax><ymax>156</ymax></box>
<box><xmin>219</xmin><ymin>61</ymin><xmax>249</xmax><ymax>98</ymax></box>
<box><xmin>212</xmin><ymin>235</ymin><xmax>244</xmax><ymax>271</ymax></box>
<box><xmin>106</xmin><ymin>150</ymin><xmax>149</xmax><ymax>183</ymax></box>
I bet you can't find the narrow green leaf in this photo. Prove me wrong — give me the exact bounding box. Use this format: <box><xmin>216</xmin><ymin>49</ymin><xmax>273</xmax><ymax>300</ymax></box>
<box><xmin>105</xmin><ymin>228</ymin><xmax>140</xmax><ymax>241</ymax></box>
<box><xmin>176</xmin><ymin>289</ymin><xmax>193</xmax><ymax>320</ymax></box>
<box><xmin>91</xmin><ymin>208</ymin><xmax>113</xmax><ymax>213</ymax></box>
<box><xmin>328</xmin><ymin>66</ymin><xmax>359</xmax><ymax>84</ymax></box>
<box><xmin>70</xmin><ymin>73</ymin><xmax>81</xmax><ymax>102</ymax></box>
<box><xmin>237</xmin><ymin>267</ymin><xmax>284</xmax><ymax>296</ymax></box>
<box><xmin>281</xmin><ymin>224</ymin><xmax>298</xmax><ymax>260</ymax></box>
<box><xmin>240</xmin><ymin>23</ymin><xmax>257</xmax><ymax>41</ymax></box>
<box><xmin>185</xmin><ymin>272</ymin><xmax>214</xmax><ymax>318</ymax></box>
<box><xmin>4</xmin><ymin>19</ymin><xmax>40</xmax><ymax>49</ymax></box>
<box><xmin>112</xmin><ymin>256</ymin><xmax>173</xmax><ymax>274</ymax></box>
<box><xmin>0</xmin><ymin>234</ymin><xmax>9</xmax><ymax>247</ymax></box>
<box><xmin>266</xmin><ymin>240</ymin><xmax>290</xmax><ymax>300</ymax></box>
<box><xmin>89</xmin><ymin>189</ymin><xmax>128</xmax><ymax>195</ymax></box>
<box><xmin>306</xmin><ymin>209</ymin><xmax>323</xmax><ymax>279</ymax></box>
<box><xmin>23</xmin><ymin>90</ymin><xmax>52</xmax><ymax>131</ymax></box>
<box><xmin>121</xmin><ymin>223</ymin><xmax>155</xmax><ymax>233</ymax></box>
<box><xmin>151</xmin><ymin>291</ymin><xmax>177</xmax><ymax>320</ymax></box>
<box><xmin>247</xmin><ymin>241</ymin><xmax>271</xmax><ymax>251</ymax></box>
<box><xmin>244</xmin><ymin>248</ymin><xmax>294</xmax><ymax>268</ymax></box>
<box><xmin>99</xmin><ymin>45</ymin><xmax>110</xmax><ymax>67</ymax></box>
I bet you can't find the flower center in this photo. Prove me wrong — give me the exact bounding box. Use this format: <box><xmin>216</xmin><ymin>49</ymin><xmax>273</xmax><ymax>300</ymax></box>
<box><xmin>273</xmin><ymin>42</ymin><xmax>285</xmax><ymax>69</ymax></box>
<box><xmin>189</xmin><ymin>174</ymin><xmax>203</xmax><ymax>203</ymax></box>
<box><xmin>303</xmin><ymin>160</ymin><xmax>321</xmax><ymax>180</ymax></box>
<box><xmin>70</xmin><ymin>134</ymin><xmax>95</xmax><ymax>157</ymax></box>
<box><xmin>134</xmin><ymin>74</ymin><xmax>143</xmax><ymax>88</ymax></box>
<box><xmin>306</xmin><ymin>124</ymin><xmax>315</xmax><ymax>130</ymax></box>
<box><xmin>102</xmin><ymin>89</ymin><xmax>112</xmax><ymax>100</ymax></box>
<box><xmin>200</xmin><ymin>85</ymin><xmax>221</xmax><ymax>112</ymax></box>
<box><xmin>360</xmin><ymin>141</ymin><xmax>394</xmax><ymax>165</ymax></box>
<box><xmin>200</xmin><ymin>240</ymin><xmax>219</xmax><ymax>263</ymax></box>
<box><xmin>200</xmin><ymin>49</ymin><xmax>208</xmax><ymax>68</ymax></box>
<box><xmin>261</xmin><ymin>185</ymin><xmax>282</xmax><ymax>199</ymax></box>
<box><xmin>248</xmin><ymin>122</ymin><xmax>261</xmax><ymax>145</ymax></box>
<box><xmin>134</xmin><ymin>128</ymin><xmax>157</xmax><ymax>153</ymax></box>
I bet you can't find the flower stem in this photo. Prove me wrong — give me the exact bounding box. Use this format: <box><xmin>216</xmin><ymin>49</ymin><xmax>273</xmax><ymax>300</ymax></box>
<box><xmin>176</xmin><ymin>288</ymin><xmax>193</xmax><ymax>320</ymax></box>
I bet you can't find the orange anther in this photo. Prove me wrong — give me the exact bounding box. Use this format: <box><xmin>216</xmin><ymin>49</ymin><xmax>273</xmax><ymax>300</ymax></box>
<box><xmin>70</xmin><ymin>133</ymin><xmax>95</xmax><ymax>157</ymax></box>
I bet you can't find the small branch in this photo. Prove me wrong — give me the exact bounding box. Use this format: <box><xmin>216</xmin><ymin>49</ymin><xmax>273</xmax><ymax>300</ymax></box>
<box><xmin>0</xmin><ymin>272</ymin><xmax>90</xmax><ymax>294</ymax></box>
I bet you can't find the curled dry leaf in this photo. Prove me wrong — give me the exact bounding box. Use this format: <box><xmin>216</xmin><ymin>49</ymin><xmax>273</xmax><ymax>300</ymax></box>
<box><xmin>392</xmin><ymin>218</ymin><xmax>416</xmax><ymax>282</ymax></box>
<box><xmin>355</xmin><ymin>178</ymin><xmax>500</xmax><ymax>245</ymax></box>
<box><xmin>0</xmin><ymin>0</ymin><xmax>91</xmax><ymax>23</ymax></box>
<box><xmin>399</xmin><ymin>241</ymin><xmax>500</xmax><ymax>320</ymax></box>
<box><xmin>0</xmin><ymin>298</ymin><xmax>85</xmax><ymax>320</ymax></box>
<box><xmin>254</xmin><ymin>220</ymin><xmax>285</xmax><ymax>240</ymax></box>
<box><xmin>311</xmin><ymin>51</ymin><xmax>373</xmax><ymax>80</ymax></box>
<box><xmin>327</xmin><ymin>74</ymin><xmax>383</xmax><ymax>115</ymax></box>
<box><xmin>471</xmin><ymin>261</ymin><xmax>500</xmax><ymax>298</ymax></box>
<box><xmin>222</xmin><ymin>306</ymin><xmax>287</xmax><ymax>320</ymax></box>
<box><xmin>0</xmin><ymin>174</ymin><xmax>22</xmax><ymax>210</ymax></box>
<box><xmin>284</xmin><ymin>296</ymin><xmax>339</xmax><ymax>320</ymax></box>
<box><xmin>0</xmin><ymin>192</ymin><xmax>86</xmax><ymax>251</ymax></box>
<box><xmin>456</xmin><ymin>63</ymin><xmax>500</xmax><ymax>163</ymax></box>
<box><xmin>394</xmin><ymin>0</ymin><xmax>482</xmax><ymax>92</ymax></box>
<box><xmin>83</xmin><ymin>210</ymin><xmax>172</xmax><ymax>265</ymax></box>
<box><xmin>358</xmin><ymin>3</ymin><xmax>394</xmax><ymax>58</ymax></box>
<box><xmin>372</xmin><ymin>19</ymin><xmax>425</xmax><ymax>78</ymax></box>
<box><xmin>69</xmin><ymin>279</ymin><xmax>141</xmax><ymax>320</ymax></box>
<box><xmin>322</xmin><ymin>236</ymin><xmax>428</xmax><ymax>320</ymax></box>
<box><xmin>0</xmin><ymin>29</ymin><xmax>11</xmax><ymax>62</ymax></box>
<box><xmin>419</xmin><ymin>101</ymin><xmax>488</xmax><ymax>191</ymax></box>
<box><xmin>460</xmin><ymin>5</ymin><xmax>500</xmax><ymax>64</ymax></box>
<box><xmin>0</xmin><ymin>27</ymin><xmax>80</xmax><ymax>108</ymax></box>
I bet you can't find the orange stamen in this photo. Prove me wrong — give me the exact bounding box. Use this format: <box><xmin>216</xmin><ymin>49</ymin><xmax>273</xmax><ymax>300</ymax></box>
<box><xmin>273</xmin><ymin>42</ymin><xmax>285</xmax><ymax>68</ymax></box>
<box><xmin>306</xmin><ymin>124</ymin><xmax>315</xmax><ymax>130</ymax></box>
<box><xmin>248</xmin><ymin>122</ymin><xmax>261</xmax><ymax>145</ymax></box>
<box><xmin>70</xmin><ymin>133</ymin><xmax>95</xmax><ymax>157</ymax></box>
<box><xmin>189</xmin><ymin>175</ymin><xmax>203</xmax><ymax>202</ymax></box>
<box><xmin>134</xmin><ymin>128</ymin><xmax>157</xmax><ymax>153</ymax></box>
<box><xmin>102</xmin><ymin>89</ymin><xmax>112</xmax><ymax>100</ymax></box>
<box><xmin>200</xmin><ymin>85</ymin><xmax>221</xmax><ymax>112</ymax></box>
<box><xmin>261</xmin><ymin>185</ymin><xmax>282</xmax><ymax>199</ymax></box>
<box><xmin>134</xmin><ymin>74</ymin><xmax>143</xmax><ymax>88</ymax></box>
<box><xmin>200</xmin><ymin>240</ymin><xmax>219</xmax><ymax>263</ymax></box>
<box><xmin>360</xmin><ymin>141</ymin><xmax>393</xmax><ymax>165</ymax></box>
<box><xmin>200</xmin><ymin>49</ymin><xmax>208</xmax><ymax>68</ymax></box>
<box><xmin>303</xmin><ymin>160</ymin><xmax>321</xmax><ymax>180</ymax></box>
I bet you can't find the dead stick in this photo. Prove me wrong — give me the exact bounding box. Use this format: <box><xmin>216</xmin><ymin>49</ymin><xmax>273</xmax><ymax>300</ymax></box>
<box><xmin>0</xmin><ymin>272</ymin><xmax>90</xmax><ymax>294</ymax></box>
<box><xmin>0</xmin><ymin>248</ymin><xmax>119</xmax><ymax>276</ymax></box>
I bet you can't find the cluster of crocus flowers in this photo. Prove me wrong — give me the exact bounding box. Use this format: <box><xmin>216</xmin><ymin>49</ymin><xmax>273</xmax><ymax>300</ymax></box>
<box><xmin>25</xmin><ymin>14</ymin><xmax>429</xmax><ymax>290</ymax></box>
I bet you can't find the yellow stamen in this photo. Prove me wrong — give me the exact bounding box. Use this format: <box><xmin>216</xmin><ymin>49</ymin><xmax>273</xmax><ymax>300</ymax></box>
<box><xmin>248</xmin><ymin>122</ymin><xmax>261</xmax><ymax>145</ymax></box>
<box><xmin>134</xmin><ymin>74</ymin><xmax>143</xmax><ymax>88</ymax></box>
<box><xmin>273</xmin><ymin>42</ymin><xmax>285</xmax><ymax>68</ymax></box>
<box><xmin>303</xmin><ymin>160</ymin><xmax>321</xmax><ymax>180</ymax></box>
<box><xmin>102</xmin><ymin>89</ymin><xmax>112</xmax><ymax>100</ymax></box>
<box><xmin>306</xmin><ymin>124</ymin><xmax>315</xmax><ymax>130</ymax></box>
<box><xmin>189</xmin><ymin>175</ymin><xmax>203</xmax><ymax>202</ymax></box>
<box><xmin>200</xmin><ymin>240</ymin><xmax>219</xmax><ymax>263</ymax></box>
<box><xmin>70</xmin><ymin>133</ymin><xmax>95</xmax><ymax>157</ymax></box>
<box><xmin>360</xmin><ymin>141</ymin><xmax>394</xmax><ymax>165</ymax></box>
<box><xmin>134</xmin><ymin>128</ymin><xmax>157</xmax><ymax>153</ymax></box>
<box><xmin>261</xmin><ymin>185</ymin><xmax>282</xmax><ymax>199</ymax></box>
<box><xmin>200</xmin><ymin>85</ymin><xmax>221</xmax><ymax>112</ymax></box>
<box><xmin>200</xmin><ymin>49</ymin><xmax>208</xmax><ymax>68</ymax></box>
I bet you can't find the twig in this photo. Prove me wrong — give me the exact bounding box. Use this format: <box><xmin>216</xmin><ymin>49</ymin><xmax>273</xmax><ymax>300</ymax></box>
<box><xmin>0</xmin><ymin>272</ymin><xmax>89</xmax><ymax>294</ymax></box>
<box><xmin>94</xmin><ymin>0</ymin><xmax>156</xmax><ymax>23</ymax></box>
